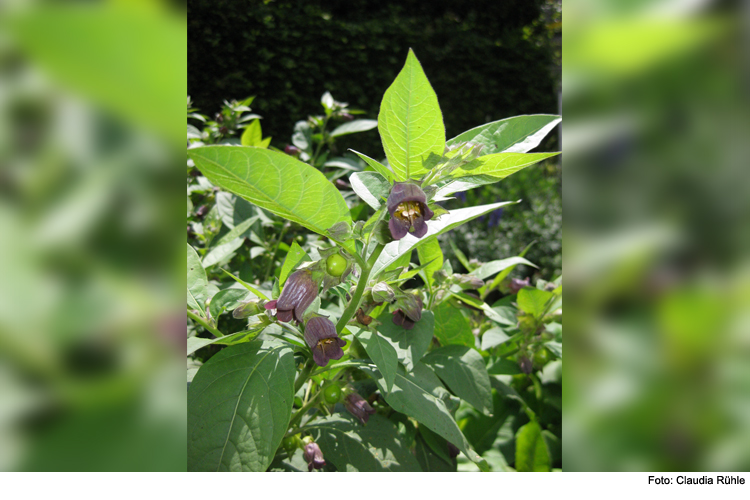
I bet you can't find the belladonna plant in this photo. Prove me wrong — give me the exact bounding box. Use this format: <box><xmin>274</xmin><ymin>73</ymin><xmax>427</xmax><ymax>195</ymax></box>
<box><xmin>304</xmin><ymin>316</ymin><xmax>346</xmax><ymax>367</ymax></box>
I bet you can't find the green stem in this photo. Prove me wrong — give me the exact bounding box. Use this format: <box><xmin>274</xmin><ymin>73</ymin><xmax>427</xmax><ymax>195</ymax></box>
<box><xmin>335</xmin><ymin>243</ymin><xmax>384</xmax><ymax>333</ymax></box>
<box><xmin>187</xmin><ymin>310</ymin><xmax>224</xmax><ymax>338</ymax></box>
<box><xmin>288</xmin><ymin>388</ymin><xmax>323</xmax><ymax>429</ymax></box>
<box><xmin>263</xmin><ymin>222</ymin><xmax>288</xmax><ymax>283</ymax></box>
<box><xmin>294</xmin><ymin>358</ymin><xmax>315</xmax><ymax>394</ymax></box>
<box><xmin>310</xmin><ymin>116</ymin><xmax>331</xmax><ymax>166</ymax></box>
<box><xmin>311</xmin><ymin>360</ymin><xmax>373</xmax><ymax>377</ymax></box>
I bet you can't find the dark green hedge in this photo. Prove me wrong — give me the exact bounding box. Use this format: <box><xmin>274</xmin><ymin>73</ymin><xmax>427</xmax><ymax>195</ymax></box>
<box><xmin>188</xmin><ymin>0</ymin><xmax>558</xmax><ymax>157</ymax></box>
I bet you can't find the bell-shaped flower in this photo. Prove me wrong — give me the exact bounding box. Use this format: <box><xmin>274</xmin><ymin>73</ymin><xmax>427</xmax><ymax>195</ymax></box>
<box><xmin>265</xmin><ymin>269</ymin><xmax>319</xmax><ymax>323</ymax></box>
<box><xmin>386</xmin><ymin>182</ymin><xmax>434</xmax><ymax>240</ymax></box>
<box><xmin>304</xmin><ymin>316</ymin><xmax>346</xmax><ymax>367</ymax></box>
<box><xmin>392</xmin><ymin>293</ymin><xmax>423</xmax><ymax>330</ymax></box>
<box><xmin>303</xmin><ymin>442</ymin><xmax>325</xmax><ymax>472</ymax></box>
<box><xmin>509</xmin><ymin>277</ymin><xmax>530</xmax><ymax>293</ymax></box>
<box><xmin>344</xmin><ymin>393</ymin><xmax>376</xmax><ymax>425</ymax></box>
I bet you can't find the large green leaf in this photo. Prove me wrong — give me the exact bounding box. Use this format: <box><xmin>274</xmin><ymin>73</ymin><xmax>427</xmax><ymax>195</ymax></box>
<box><xmin>375</xmin><ymin>311</ymin><xmax>435</xmax><ymax>371</ymax></box>
<box><xmin>415</xmin><ymin>435</ymin><xmax>456</xmax><ymax>472</ymax></box>
<box><xmin>447</xmin><ymin>115</ymin><xmax>561</xmax><ymax>155</ymax></box>
<box><xmin>353</xmin><ymin>328</ymin><xmax>398</xmax><ymax>392</ymax></box>
<box><xmin>307</xmin><ymin>414</ymin><xmax>421</xmax><ymax>471</ymax></box>
<box><xmin>187</xmin><ymin>340</ymin><xmax>295</xmax><ymax>471</ymax></box>
<box><xmin>515</xmin><ymin>421</ymin><xmax>551</xmax><ymax>472</ymax></box>
<box><xmin>363</xmin><ymin>363</ymin><xmax>488</xmax><ymax>470</ymax></box>
<box><xmin>432</xmin><ymin>301</ymin><xmax>474</xmax><ymax>348</ymax></box>
<box><xmin>378</xmin><ymin>49</ymin><xmax>445</xmax><ymax>180</ymax></box>
<box><xmin>371</xmin><ymin>201</ymin><xmax>517</xmax><ymax>277</ymax></box>
<box><xmin>449</xmin><ymin>152</ymin><xmax>559</xmax><ymax>180</ymax></box>
<box><xmin>422</xmin><ymin>345</ymin><xmax>493</xmax><ymax>416</ymax></box>
<box><xmin>187</xmin><ymin>243</ymin><xmax>208</xmax><ymax>316</ymax></box>
<box><xmin>8</xmin><ymin>5</ymin><xmax>185</xmax><ymax>144</ymax></box>
<box><xmin>459</xmin><ymin>389</ymin><xmax>521</xmax><ymax>455</ymax></box>
<box><xmin>349</xmin><ymin>172</ymin><xmax>391</xmax><ymax>210</ymax></box>
<box><xmin>188</xmin><ymin>146</ymin><xmax>353</xmax><ymax>249</ymax></box>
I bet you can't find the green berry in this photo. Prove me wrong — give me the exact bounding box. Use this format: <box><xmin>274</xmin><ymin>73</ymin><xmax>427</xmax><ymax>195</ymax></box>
<box><xmin>533</xmin><ymin>347</ymin><xmax>551</xmax><ymax>367</ymax></box>
<box><xmin>323</xmin><ymin>384</ymin><xmax>342</xmax><ymax>404</ymax></box>
<box><xmin>282</xmin><ymin>435</ymin><xmax>301</xmax><ymax>454</ymax></box>
<box><xmin>326</xmin><ymin>254</ymin><xmax>347</xmax><ymax>277</ymax></box>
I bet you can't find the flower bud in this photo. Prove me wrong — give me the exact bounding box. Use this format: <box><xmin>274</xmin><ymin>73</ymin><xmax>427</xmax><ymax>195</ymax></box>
<box><xmin>267</xmin><ymin>269</ymin><xmax>320</xmax><ymax>323</ymax></box>
<box><xmin>284</xmin><ymin>144</ymin><xmax>300</xmax><ymax>156</ymax></box>
<box><xmin>232</xmin><ymin>299</ymin><xmax>264</xmax><ymax>319</ymax></box>
<box><xmin>344</xmin><ymin>393</ymin><xmax>376</xmax><ymax>425</ymax></box>
<box><xmin>371</xmin><ymin>282</ymin><xmax>395</xmax><ymax>303</ymax></box>
<box><xmin>303</xmin><ymin>442</ymin><xmax>325</xmax><ymax>471</ymax></box>
<box><xmin>392</xmin><ymin>293</ymin><xmax>423</xmax><ymax>330</ymax></box>
<box><xmin>509</xmin><ymin>277</ymin><xmax>530</xmax><ymax>293</ymax></box>
<box><xmin>453</xmin><ymin>274</ymin><xmax>485</xmax><ymax>290</ymax></box>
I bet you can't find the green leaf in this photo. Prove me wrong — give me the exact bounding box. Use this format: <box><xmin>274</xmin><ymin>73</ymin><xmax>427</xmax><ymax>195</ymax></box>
<box><xmin>487</xmin><ymin>358</ymin><xmax>523</xmax><ymax>376</ymax></box>
<box><xmin>544</xmin><ymin>341</ymin><xmax>562</xmax><ymax>359</ymax></box>
<box><xmin>240</xmin><ymin>119</ymin><xmax>262</xmax><ymax>146</ymax></box>
<box><xmin>202</xmin><ymin>215</ymin><xmax>259</xmax><ymax>268</ymax></box>
<box><xmin>480</xmin><ymin>327</ymin><xmax>511</xmax><ymax>351</ymax></box>
<box><xmin>515</xmin><ymin>421</ymin><xmax>551</xmax><ymax>472</ymax></box>
<box><xmin>307</xmin><ymin>414</ymin><xmax>421</xmax><ymax>471</ymax></box>
<box><xmin>460</xmin><ymin>389</ymin><xmax>520</xmax><ymax>455</ymax></box>
<box><xmin>279</xmin><ymin>241</ymin><xmax>310</xmax><ymax>286</ymax></box>
<box><xmin>378</xmin><ymin>49</ymin><xmax>445</xmax><ymax>180</ymax></box>
<box><xmin>215</xmin><ymin>192</ymin><xmax>256</xmax><ymax>230</ymax></box>
<box><xmin>292</xmin><ymin>120</ymin><xmax>312</xmax><ymax>152</ymax></box>
<box><xmin>187</xmin><ymin>243</ymin><xmax>208</xmax><ymax>316</ymax></box>
<box><xmin>419</xmin><ymin>426</ymin><xmax>454</xmax><ymax>464</ymax></box>
<box><xmin>517</xmin><ymin>288</ymin><xmax>554</xmax><ymax>319</ymax></box>
<box><xmin>371</xmin><ymin>201</ymin><xmax>518</xmax><ymax>277</ymax></box>
<box><xmin>349</xmin><ymin>172</ymin><xmax>391</xmax><ymax>210</ymax></box>
<box><xmin>422</xmin><ymin>345</ymin><xmax>493</xmax><ymax>415</ymax></box>
<box><xmin>449</xmin><ymin>152</ymin><xmax>559</xmax><ymax>180</ymax></box>
<box><xmin>432</xmin><ymin>301</ymin><xmax>474</xmax><ymax>347</ymax></box>
<box><xmin>353</xmin><ymin>328</ymin><xmax>398</xmax><ymax>393</ymax></box>
<box><xmin>330</xmin><ymin>119</ymin><xmax>378</xmax><ymax>138</ymax></box>
<box><xmin>8</xmin><ymin>5</ymin><xmax>185</xmax><ymax>144</ymax></box>
<box><xmin>187</xmin><ymin>328</ymin><xmax>262</xmax><ymax>356</ymax></box>
<box><xmin>447</xmin><ymin>115</ymin><xmax>561</xmax><ymax>155</ymax></box>
<box><xmin>349</xmin><ymin>149</ymin><xmax>395</xmax><ymax>182</ymax></box>
<box><xmin>470</xmin><ymin>257</ymin><xmax>537</xmax><ymax>280</ymax></box>
<box><xmin>416</xmin><ymin>236</ymin><xmax>443</xmax><ymax>286</ymax></box>
<box><xmin>375</xmin><ymin>311</ymin><xmax>434</xmax><ymax>371</ymax></box>
<box><xmin>415</xmin><ymin>436</ymin><xmax>456</xmax><ymax>472</ymax></box>
<box><xmin>208</xmin><ymin>288</ymin><xmax>250</xmax><ymax>319</ymax></box>
<box><xmin>187</xmin><ymin>340</ymin><xmax>295</xmax><ymax>471</ymax></box>
<box><xmin>189</xmin><ymin>146</ymin><xmax>353</xmax><ymax>250</ymax></box>
<box><xmin>364</xmin><ymin>363</ymin><xmax>488</xmax><ymax>470</ymax></box>
<box><xmin>258</xmin><ymin>136</ymin><xmax>271</xmax><ymax>149</ymax></box>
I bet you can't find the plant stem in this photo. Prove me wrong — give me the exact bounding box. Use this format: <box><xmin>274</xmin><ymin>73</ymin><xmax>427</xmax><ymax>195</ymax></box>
<box><xmin>187</xmin><ymin>310</ymin><xmax>224</xmax><ymax>338</ymax></box>
<box><xmin>335</xmin><ymin>243</ymin><xmax>384</xmax><ymax>333</ymax></box>
<box><xmin>263</xmin><ymin>222</ymin><xmax>288</xmax><ymax>283</ymax></box>
<box><xmin>288</xmin><ymin>388</ymin><xmax>323</xmax><ymax>429</ymax></box>
<box><xmin>310</xmin><ymin>115</ymin><xmax>331</xmax><ymax>166</ymax></box>
<box><xmin>294</xmin><ymin>358</ymin><xmax>315</xmax><ymax>394</ymax></box>
<box><xmin>311</xmin><ymin>360</ymin><xmax>373</xmax><ymax>377</ymax></box>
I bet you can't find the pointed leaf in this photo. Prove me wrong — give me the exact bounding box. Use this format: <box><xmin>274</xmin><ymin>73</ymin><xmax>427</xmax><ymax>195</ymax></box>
<box><xmin>349</xmin><ymin>171</ymin><xmax>391</xmax><ymax>210</ymax></box>
<box><xmin>480</xmin><ymin>327</ymin><xmax>511</xmax><ymax>351</ymax></box>
<box><xmin>279</xmin><ymin>241</ymin><xmax>310</xmax><ymax>286</ymax></box>
<box><xmin>330</xmin><ymin>119</ymin><xmax>378</xmax><ymax>138</ymax></box>
<box><xmin>470</xmin><ymin>257</ymin><xmax>537</xmax><ymax>280</ymax></box>
<box><xmin>448</xmin><ymin>152</ymin><xmax>559</xmax><ymax>180</ymax></box>
<box><xmin>422</xmin><ymin>345</ymin><xmax>493</xmax><ymax>415</ymax></box>
<box><xmin>208</xmin><ymin>288</ymin><xmax>250</xmax><ymax>319</ymax></box>
<box><xmin>517</xmin><ymin>288</ymin><xmax>554</xmax><ymax>319</ymax></box>
<box><xmin>416</xmin><ymin>236</ymin><xmax>443</xmax><ymax>286</ymax></box>
<box><xmin>307</xmin><ymin>414</ymin><xmax>421</xmax><ymax>471</ymax></box>
<box><xmin>189</xmin><ymin>146</ymin><xmax>353</xmax><ymax>250</ymax></box>
<box><xmin>375</xmin><ymin>311</ymin><xmax>434</xmax><ymax>371</ymax></box>
<box><xmin>353</xmin><ymin>328</ymin><xmax>398</xmax><ymax>392</ymax></box>
<box><xmin>432</xmin><ymin>301</ymin><xmax>474</xmax><ymax>347</ymax></box>
<box><xmin>241</xmin><ymin>119</ymin><xmax>262</xmax><ymax>146</ymax></box>
<box><xmin>378</xmin><ymin>49</ymin><xmax>445</xmax><ymax>180</ymax></box>
<box><xmin>447</xmin><ymin>115</ymin><xmax>561</xmax><ymax>155</ymax></box>
<box><xmin>187</xmin><ymin>243</ymin><xmax>208</xmax><ymax>315</ymax></box>
<box><xmin>187</xmin><ymin>340</ymin><xmax>295</xmax><ymax>471</ymax></box>
<box><xmin>372</xmin><ymin>201</ymin><xmax>518</xmax><ymax>277</ymax></box>
<box><xmin>350</xmin><ymin>149</ymin><xmax>395</xmax><ymax>182</ymax></box>
<box><xmin>363</xmin><ymin>363</ymin><xmax>488</xmax><ymax>470</ymax></box>
<box><xmin>515</xmin><ymin>421</ymin><xmax>551</xmax><ymax>472</ymax></box>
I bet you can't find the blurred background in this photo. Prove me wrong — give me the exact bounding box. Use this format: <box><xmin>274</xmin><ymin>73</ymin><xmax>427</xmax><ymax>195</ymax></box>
<box><xmin>187</xmin><ymin>0</ymin><xmax>563</xmax><ymax>282</ymax></box>
<box><xmin>564</xmin><ymin>0</ymin><xmax>750</xmax><ymax>470</ymax></box>
<box><xmin>0</xmin><ymin>1</ymin><xmax>186</xmax><ymax>470</ymax></box>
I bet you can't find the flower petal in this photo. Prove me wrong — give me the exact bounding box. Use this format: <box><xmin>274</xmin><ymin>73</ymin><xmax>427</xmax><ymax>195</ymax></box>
<box><xmin>388</xmin><ymin>217</ymin><xmax>410</xmax><ymax>240</ymax></box>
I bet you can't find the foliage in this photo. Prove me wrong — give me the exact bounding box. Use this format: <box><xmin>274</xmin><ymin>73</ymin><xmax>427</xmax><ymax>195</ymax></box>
<box><xmin>186</xmin><ymin>50</ymin><xmax>561</xmax><ymax>472</ymax></box>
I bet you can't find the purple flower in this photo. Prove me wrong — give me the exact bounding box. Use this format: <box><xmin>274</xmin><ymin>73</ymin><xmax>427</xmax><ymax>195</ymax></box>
<box><xmin>284</xmin><ymin>144</ymin><xmax>300</xmax><ymax>156</ymax></box>
<box><xmin>344</xmin><ymin>393</ymin><xmax>376</xmax><ymax>425</ymax></box>
<box><xmin>447</xmin><ymin>442</ymin><xmax>460</xmax><ymax>458</ymax></box>
<box><xmin>392</xmin><ymin>293</ymin><xmax>423</xmax><ymax>330</ymax></box>
<box><xmin>265</xmin><ymin>269</ymin><xmax>319</xmax><ymax>323</ymax></box>
<box><xmin>304</xmin><ymin>316</ymin><xmax>346</xmax><ymax>367</ymax></box>
<box><xmin>303</xmin><ymin>442</ymin><xmax>325</xmax><ymax>472</ymax></box>
<box><xmin>508</xmin><ymin>277</ymin><xmax>530</xmax><ymax>294</ymax></box>
<box><xmin>386</xmin><ymin>183</ymin><xmax>434</xmax><ymax>240</ymax></box>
